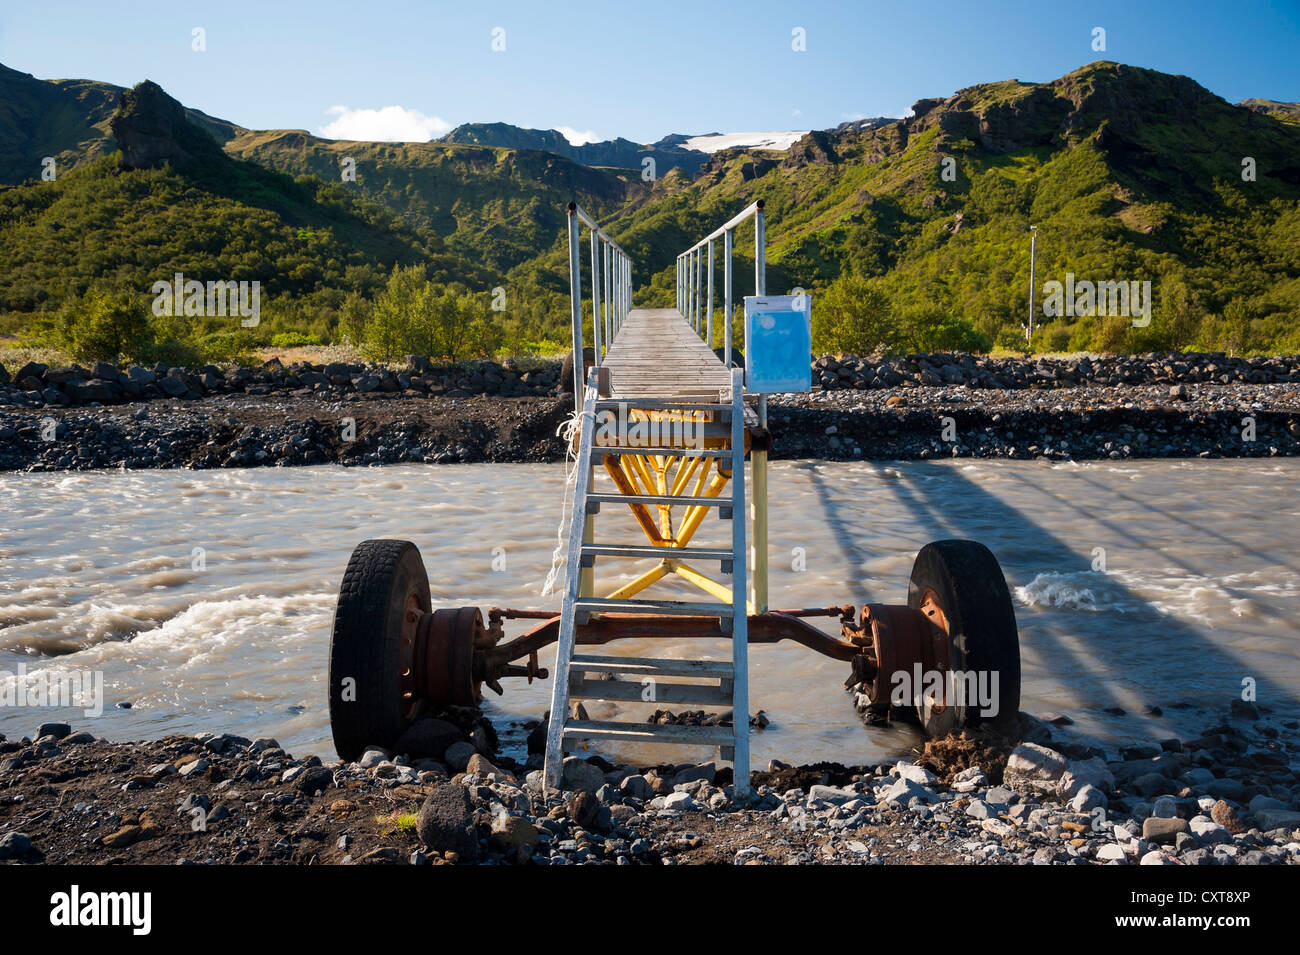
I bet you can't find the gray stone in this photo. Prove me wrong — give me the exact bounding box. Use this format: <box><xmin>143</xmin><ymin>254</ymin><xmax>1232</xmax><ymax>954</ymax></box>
<box><xmin>1095</xmin><ymin>843</ymin><xmax>1128</xmax><ymax>864</ymax></box>
<box><xmin>1071</xmin><ymin>784</ymin><xmax>1107</xmax><ymax>813</ymax></box>
<box><xmin>1057</xmin><ymin>757</ymin><xmax>1114</xmax><ymax>798</ymax></box>
<box><xmin>1204</xmin><ymin>777</ymin><xmax>1245</xmax><ymax>800</ymax></box>
<box><xmin>0</xmin><ymin>832</ymin><xmax>31</xmax><ymax>859</ymax></box>
<box><xmin>664</xmin><ymin>791</ymin><xmax>702</xmax><ymax>811</ymax></box>
<box><xmin>357</xmin><ymin>746</ymin><xmax>391</xmax><ymax>769</ymax></box>
<box><xmin>1140</xmin><ymin>849</ymin><xmax>1174</xmax><ymax>865</ymax></box>
<box><xmin>393</xmin><ymin>718</ymin><xmax>464</xmax><ymax>760</ymax></box>
<box><xmin>619</xmin><ymin>774</ymin><xmax>653</xmax><ymax>800</ymax></box>
<box><xmin>1131</xmin><ymin>772</ymin><xmax>1172</xmax><ymax>797</ymax></box>
<box><xmin>560</xmin><ymin>757</ymin><xmax>606</xmax><ymax>794</ymax></box>
<box><xmin>1142</xmin><ymin>817</ymin><xmax>1189</xmax><ymax>844</ymax></box>
<box><xmin>808</xmin><ymin>784</ymin><xmax>857</xmax><ymax>805</ymax></box>
<box><xmin>36</xmin><ymin>722</ymin><xmax>71</xmax><ymax>740</ymax></box>
<box><xmin>1248</xmin><ymin>794</ymin><xmax>1289</xmax><ymax>813</ymax></box>
<box><xmin>1254</xmin><ymin>809</ymin><xmax>1300</xmax><ymax>832</ymax></box>
<box><xmin>295</xmin><ymin>765</ymin><xmax>334</xmax><ymax>795</ymax></box>
<box><xmin>442</xmin><ymin>741</ymin><xmax>476</xmax><ymax>772</ymax></box>
<box><xmin>884</xmin><ymin>777</ymin><xmax>937</xmax><ymax>806</ymax></box>
<box><xmin>670</xmin><ymin>762</ymin><xmax>716</xmax><ymax>787</ymax></box>
<box><xmin>1189</xmin><ymin>816</ymin><xmax>1232</xmax><ymax>845</ymax></box>
<box><xmin>894</xmin><ymin>761</ymin><xmax>937</xmax><ymax>786</ymax></box>
<box><xmin>415</xmin><ymin>783</ymin><xmax>478</xmax><ymax>861</ymax></box>
<box><xmin>1151</xmin><ymin>796</ymin><xmax>1179</xmax><ymax>818</ymax></box>
<box><xmin>1004</xmin><ymin>743</ymin><xmax>1067</xmax><ymax>793</ymax></box>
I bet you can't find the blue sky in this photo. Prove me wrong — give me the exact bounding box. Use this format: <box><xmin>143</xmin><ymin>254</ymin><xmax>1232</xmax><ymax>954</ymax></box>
<box><xmin>2</xmin><ymin>0</ymin><xmax>1297</xmax><ymax>143</ymax></box>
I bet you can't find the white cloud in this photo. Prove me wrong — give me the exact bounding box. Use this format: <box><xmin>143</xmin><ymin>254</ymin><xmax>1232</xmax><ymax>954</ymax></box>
<box><xmin>556</xmin><ymin>125</ymin><xmax>600</xmax><ymax>146</ymax></box>
<box><xmin>318</xmin><ymin>105</ymin><xmax>451</xmax><ymax>142</ymax></box>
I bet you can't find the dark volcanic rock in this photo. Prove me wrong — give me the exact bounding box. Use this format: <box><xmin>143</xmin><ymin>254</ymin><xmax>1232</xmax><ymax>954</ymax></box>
<box><xmin>415</xmin><ymin>783</ymin><xmax>479</xmax><ymax>861</ymax></box>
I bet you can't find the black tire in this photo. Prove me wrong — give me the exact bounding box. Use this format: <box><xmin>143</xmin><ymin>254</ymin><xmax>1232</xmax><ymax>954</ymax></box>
<box><xmin>329</xmin><ymin>539</ymin><xmax>430</xmax><ymax>761</ymax></box>
<box><xmin>712</xmin><ymin>346</ymin><xmax>744</xmax><ymax>368</ymax></box>
<box><xmin>907</xmin><ymin>539</ymin><xmax>1020</xmax><ymax>735</ymax></box>
<box><xmin>561</xmin><ymin>346</ymin><xmax>596</xmax><ymax>392</ymax></box>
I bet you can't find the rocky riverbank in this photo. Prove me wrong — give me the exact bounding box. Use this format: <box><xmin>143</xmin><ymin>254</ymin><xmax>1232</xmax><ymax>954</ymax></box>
<box><xmin>1</xmin><ymin>378</ymin><xmax>1297</xmax><ymax>471</ymax></box>
<box><xmin>1</xmin><ymin>700</ymin><xmax>1295</xmax><ymax>866</ymax></box>
<box><xmin>4</xmin><ymin>351</ymin><xmax>1300</xmax><ymax>411</ymax></box>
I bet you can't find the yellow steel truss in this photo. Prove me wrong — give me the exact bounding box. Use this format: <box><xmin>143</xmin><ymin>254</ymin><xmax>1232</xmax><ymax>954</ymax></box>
<box><xmin>586</xmin><ymin>407</ymin><xmax>755</xmax><ymax>613</ymax></box>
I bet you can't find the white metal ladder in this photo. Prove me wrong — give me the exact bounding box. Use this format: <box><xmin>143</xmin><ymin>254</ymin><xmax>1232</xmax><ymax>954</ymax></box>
<box><xmin>543</xmin><ymin>366</ymin><xmax>750</xmax><ymax>796</ymax></box>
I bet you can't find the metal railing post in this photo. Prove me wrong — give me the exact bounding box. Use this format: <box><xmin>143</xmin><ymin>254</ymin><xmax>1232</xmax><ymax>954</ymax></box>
<box><xmin>695</xmin><ymin>247</ymin><xmax>703</xmax><ymax>335</ymax></box>
<box><xmin>723</xmin><ymin>229</ymin><xmax>733</xmax><ymax>369</ymax></box>
<box><xmin>706</xmin><ymin>240</ymin><xmax>714</xmax><ymax>348</ymax></box>
<box><xmin>590</xmin><ymin>231</ymin><xmax>602</xmax><ymax>362</ymax></box>
<box><xmin>752</xmin><ymin>200</ymin><xmax>768</xmax><ymax>613</ymax></box>
<box><xmin>603</xmin><ymin>244</ymin><xmax>611</xmax><ymax>351</ymax></box>
<box><xmin>566</xmin><ymin>204</ymin><xmax>584</xmax><ymax>415</ymax></box>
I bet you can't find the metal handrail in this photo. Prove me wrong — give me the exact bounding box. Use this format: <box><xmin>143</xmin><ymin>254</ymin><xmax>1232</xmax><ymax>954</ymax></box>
<box><xmin>675</xmin><ymin>199</ymin><xmax>764</xmax><ymax>369</ymax></box>
<box><xmin>567</xmin><ymin>201</ymin><xmax>632</xmax><ymax>413</ymax></box>
<box><xmin>674</xmin><ymin>199</ymin><xmax>770</xmax><ymax>614</ymax></box>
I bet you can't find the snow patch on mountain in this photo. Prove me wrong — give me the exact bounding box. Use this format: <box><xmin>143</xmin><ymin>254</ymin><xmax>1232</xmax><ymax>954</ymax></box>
<box><xmin>682</xmin><ymin>131</ymin><xmax>808</xmax><ymax>153</ymax></box>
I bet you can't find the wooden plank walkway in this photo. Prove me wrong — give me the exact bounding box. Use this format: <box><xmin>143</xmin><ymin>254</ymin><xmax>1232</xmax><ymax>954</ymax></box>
<box><xmin>601</xmin><ymin>308</ymin><xmax>732</xmax><ymax>401</ymax></box>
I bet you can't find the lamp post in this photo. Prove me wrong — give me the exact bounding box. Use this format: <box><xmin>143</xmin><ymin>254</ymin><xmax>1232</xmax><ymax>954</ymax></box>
<box><xmin>1026</xmin><ymin>224</ymin><xmax>1037</xmax><ymax>345</ymax></box>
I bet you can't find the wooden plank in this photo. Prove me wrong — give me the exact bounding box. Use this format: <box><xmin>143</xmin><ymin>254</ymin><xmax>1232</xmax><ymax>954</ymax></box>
<box><xmin>601</xmin><ymin>308</ymin><xmax>732</xmax><ymax>402</ymax></box>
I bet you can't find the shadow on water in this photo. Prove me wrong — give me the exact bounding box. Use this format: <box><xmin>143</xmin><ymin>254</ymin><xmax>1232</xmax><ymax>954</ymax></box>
<box><xmin>801</xmin><ymin>458</ymin><xmax>1298</xmax><ymax>738</ymax></box>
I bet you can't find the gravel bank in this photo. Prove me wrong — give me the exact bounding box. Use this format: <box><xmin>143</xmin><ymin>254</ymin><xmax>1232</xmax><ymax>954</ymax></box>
<box><xmin>1</xmin><ymin>701</ymin><xmax>1295</xmax><ymax>866</ymax></box>
<box><xmin>0</xmin><ymin>381</ymin><xmax>1297</xmax><ymax>471</ymax></box>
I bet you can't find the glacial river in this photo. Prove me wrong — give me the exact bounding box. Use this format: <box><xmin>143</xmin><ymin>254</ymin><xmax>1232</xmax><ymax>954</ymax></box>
<box><xmin>2</xmin><ymin>460</ymin><xmax>1297</xmax><ymax>766</ymax></box>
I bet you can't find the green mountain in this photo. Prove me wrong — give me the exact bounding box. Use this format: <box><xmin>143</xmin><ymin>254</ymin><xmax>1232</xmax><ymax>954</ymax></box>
<box><xmin>440</xmin><ymin>121</ymin><xmax>709</xmax><ymax>175</ymax></box>
<box><xmin>0</xmin><ymin>79</ymin><xmax>488</xmax><ymax>316</ymax></box>
<box><xmin>0</xmin><ymin>62</ymin><xmax>242</xmax><ymax>185</ymax></box>
<box><xmin>2</xmin><ymin>60</ymin><xmax>1298</xmax><ymax>356</ymax></box>
<box><xmin>224</xmin><ymin>128</ymin><xmax>640</xmax><ymax>273</ymax></box>
<box><xmin>568</xmin><ymin>61</ymin><xmax>1300</xmax><ymax>352</ymax></box>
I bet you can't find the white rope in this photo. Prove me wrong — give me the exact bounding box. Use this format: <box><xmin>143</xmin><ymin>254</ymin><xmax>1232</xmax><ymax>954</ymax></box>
<box><xmin>540</xmin><ymin>399</ymin><xmax>588</xmax><ymax>597</ymax></box>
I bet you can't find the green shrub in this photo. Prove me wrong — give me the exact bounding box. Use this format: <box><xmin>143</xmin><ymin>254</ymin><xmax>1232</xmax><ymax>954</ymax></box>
<box><xmin>271</xmin><ymin>331</ymin><xmax>322</xmax><ymax>348</ymax></box>
<box><xmin>52</xmin><ymin>290</ymin><xmax>154</xmax><ymax>363</ymax></box>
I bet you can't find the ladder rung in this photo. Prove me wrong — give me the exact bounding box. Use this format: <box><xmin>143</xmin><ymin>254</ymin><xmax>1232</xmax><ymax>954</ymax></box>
<box><xmin>580</xmin><ymin>543</ymin><xmax>733</xmax><ymax>562</ymax></box>
<box><xmin>593</xmin><ymin>447</ymin><xmax>730</xmax><ymax>458</ymax></box>
<box><xmin>574</xmin><ymin>597</ymin><xmax>734</xmax><ymax>617</ymax></box>
<box><xmin>571</xmin><ymin>654</ymin><xmax>735</xmax><ymax>678</ymax></box>
<box><xmin>594</xmin><ymin>399</ymin><xmax>733</xmax><ymax>412</ymax></box>
<box><xmin>587</xmin><ymin>492</ymin><xmax>731</xmax><ymax>508</ymax></box>
<box><xmin>563</xmin><ymin>720</ymin><xmax>737</xmax><ymax>747</ymax></box>
<box><xmin>569</xmin><ymin>679</ymin><xmax>733</xmax><ymax>706</ymax></box>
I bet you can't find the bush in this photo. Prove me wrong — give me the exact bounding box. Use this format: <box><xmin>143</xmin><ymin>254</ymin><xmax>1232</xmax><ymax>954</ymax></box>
<box><xmin>52</xmin><ymin>290</ymin><xmax>154</xmax><ymax>363</ymax></box>
<box><xmin>271</xmin><ymin>331</ymin><xmax>322</xmax><ymax>348</ymax></box>
<box><xmin>813</xmin><ymin>273</ymin><xmax>899</xmax><ymax>354</ymax></box>
<box><xmin>897</xmin><ymin>304</ymin><xmax>992</xmax><ymax>353</ymax></box>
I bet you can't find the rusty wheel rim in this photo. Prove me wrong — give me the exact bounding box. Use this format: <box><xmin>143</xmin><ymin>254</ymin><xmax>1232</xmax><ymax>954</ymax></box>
<box><xmin>918</xmin><ymin>588</ymin><xmax>953</xmax><ymax>717</ymax></box>
<box><xmin>399</xmin><ymin>592</ymin><xmax>425</xmax><ymax>721</ymax></box>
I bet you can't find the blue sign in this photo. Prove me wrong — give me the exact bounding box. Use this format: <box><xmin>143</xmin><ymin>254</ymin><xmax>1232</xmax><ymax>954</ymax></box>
<box><xmin>743</xmin><ymin>294</ymin><xmax>812</xmax><ymax>394</ymax></box>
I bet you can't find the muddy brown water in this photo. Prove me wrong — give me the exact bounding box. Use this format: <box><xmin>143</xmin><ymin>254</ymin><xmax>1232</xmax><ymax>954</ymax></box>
<box><xmin>2</xmin><ymin>460</ymin><xmax>1297</xmax><ymax>766</ymax></box>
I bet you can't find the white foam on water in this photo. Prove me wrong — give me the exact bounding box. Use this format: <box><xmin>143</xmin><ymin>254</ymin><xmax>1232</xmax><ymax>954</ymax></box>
<box><xmin>2</xmin><ymin>458</ymin><xmax>1298</xmax><ymax>760</ymax></box>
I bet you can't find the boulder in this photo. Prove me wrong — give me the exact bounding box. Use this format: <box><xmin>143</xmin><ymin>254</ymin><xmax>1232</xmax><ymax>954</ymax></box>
<box><xmin>415</xmin><ymin>783</ymin><xmax>479</xmax><ymax>861</ymax></box>
<box><xmin>560</xmin><ymin>757</ymin><xmax>606</xmax><ymax>794</ymax></box>
<box><xmin>393</xmin><ymin>718</ymin><xmax>463</xmax><ymax>760</ymax></box>
<box><xmin>1004</xmin><ymin>743</ymin><xmax>1067</xmax><ymax>793</ymax></box>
